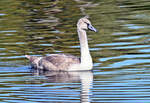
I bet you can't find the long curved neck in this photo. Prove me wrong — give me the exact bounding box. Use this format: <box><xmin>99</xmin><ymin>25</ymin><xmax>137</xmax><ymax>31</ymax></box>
<box><xmin>77</xmin><ymin>29</ymin><xmax>92</xmax><ymax>65</ymax></box>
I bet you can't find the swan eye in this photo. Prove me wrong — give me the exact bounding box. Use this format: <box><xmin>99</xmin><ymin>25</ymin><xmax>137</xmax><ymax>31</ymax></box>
<box><xmin>85</xmin><ymin>22</ymin><xmax>90</xmax><ymax>28</ymax></box>
<box><xmin>83</xmin><ymin>21</ymin><xmax>89</xmax><ymax>25</ymax></box>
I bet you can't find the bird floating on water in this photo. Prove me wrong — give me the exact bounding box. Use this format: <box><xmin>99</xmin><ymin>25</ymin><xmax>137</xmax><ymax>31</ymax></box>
<box><xmin>26</xmin><ymin>16</ymin><xmax>97</xmax><ymax>71</ymax></box>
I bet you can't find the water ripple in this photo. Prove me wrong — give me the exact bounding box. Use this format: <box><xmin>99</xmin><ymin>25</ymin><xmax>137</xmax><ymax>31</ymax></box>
<box><xmin>0</xmin><ymin>0</ymin><xmax>150</xmax><ymax>103</ymax></box>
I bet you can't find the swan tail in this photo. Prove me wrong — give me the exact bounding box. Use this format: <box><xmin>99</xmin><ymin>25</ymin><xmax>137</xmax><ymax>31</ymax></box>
<box><xmin>25</xmin><ymin>55</ymin><xmax>31</xmax><ymax>59</ymax></box>
<box><xmin>25</xmin><ymin>55</ymin><xmax>40</xmax><ymax>61</ymax></box>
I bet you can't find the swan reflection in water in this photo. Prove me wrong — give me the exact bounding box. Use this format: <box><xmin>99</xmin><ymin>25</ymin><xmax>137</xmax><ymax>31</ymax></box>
<box><xmin>32</xmin><ymin>70</ymin><xmax>93</xmax><ymax>103</ymax></box>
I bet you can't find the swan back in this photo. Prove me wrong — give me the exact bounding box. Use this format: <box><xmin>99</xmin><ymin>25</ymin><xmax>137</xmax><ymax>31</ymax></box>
<box><xmin>39</xmin><ymin>54</ymin><xmax>80</xmax><ymax>71</ymax></box>
<box><xmin>26</xmin><ymin>54</ymin><xmax>80</xmax><ymax>71</ymax></box>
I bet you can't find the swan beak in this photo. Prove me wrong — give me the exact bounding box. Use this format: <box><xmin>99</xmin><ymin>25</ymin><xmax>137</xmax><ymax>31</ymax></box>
<box><xmin>88</xmin><ymin>24</ymin><xmax>97</xmax><ymax>32</ymax></box>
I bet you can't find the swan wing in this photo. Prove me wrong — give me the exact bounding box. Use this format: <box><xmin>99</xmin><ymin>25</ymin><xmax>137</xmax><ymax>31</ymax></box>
<box><xmin>40</xmin><ymin>54</ymin><xmax>80</xmax><ymax>71</ymax></box>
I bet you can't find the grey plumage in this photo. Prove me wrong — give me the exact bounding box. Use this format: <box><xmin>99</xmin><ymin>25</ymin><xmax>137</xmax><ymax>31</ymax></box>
<box><xmin>39</xmin><ymin>54</ymin><xmax>80</xmax><ymax>71</ymax></box>
<box><xmin>26</xmin><ymin>54</ymin><xmax>80</xmax><ymax>71</ymax></box>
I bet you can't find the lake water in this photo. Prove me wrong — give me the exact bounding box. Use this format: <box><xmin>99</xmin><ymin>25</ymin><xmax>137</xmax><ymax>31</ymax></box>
<box><xmin>0</xmin><ymin>0</ymin><xmax>150</xmax><ymax>102</ymax></box>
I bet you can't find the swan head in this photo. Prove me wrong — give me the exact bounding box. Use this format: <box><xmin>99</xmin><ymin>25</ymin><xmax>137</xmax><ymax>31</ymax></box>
<box><xmin>77</xmin><ymin>17</ymin><xmax>97</xmax><ymax>32</ymax></box>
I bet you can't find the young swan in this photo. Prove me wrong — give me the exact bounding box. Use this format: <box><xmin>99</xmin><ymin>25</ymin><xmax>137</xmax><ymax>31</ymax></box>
<box><xmin>26</xmin><ymin>17</ymin><xmax>97</xmax><ymax>71</ymax></box>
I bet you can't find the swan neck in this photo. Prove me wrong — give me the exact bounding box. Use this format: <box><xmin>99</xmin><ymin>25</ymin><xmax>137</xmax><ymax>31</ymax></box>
<box><xmin>77</xmin><ymin>29</ymin><xmax>92</xmax><ymax>65</ymax></box>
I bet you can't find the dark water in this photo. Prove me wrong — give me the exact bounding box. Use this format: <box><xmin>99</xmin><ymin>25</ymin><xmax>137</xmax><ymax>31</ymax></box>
<box><xmin>0</xmin><ymin>0</ymin><xmax>150</xmax><ymax>102</ymax></box>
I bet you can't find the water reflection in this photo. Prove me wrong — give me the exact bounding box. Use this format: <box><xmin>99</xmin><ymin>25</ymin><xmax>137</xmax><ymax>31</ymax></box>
<box><xmin>32</xmin><ymin>70</ymin><xmax>93</xmax><ymax>103</ymax></box>
<box><xmin>30</xmin><ymin>70</ymin><xmax>93</xmax><ymax>103</ymax></box>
